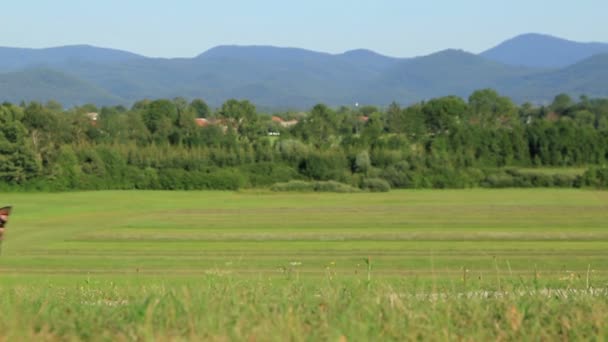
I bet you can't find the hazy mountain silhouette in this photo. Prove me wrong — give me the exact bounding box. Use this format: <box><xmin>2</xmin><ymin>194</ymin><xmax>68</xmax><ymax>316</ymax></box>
<box><xmin>503</xmin><ymin>53</ymin><xmax>608</xmax><ymax>103</ymax></box>
<box><xmin>0</xmin><ymin>34</ymin><xmax>607</xmax><ymax>108</ymax></box>
<box><xmin>0</xmin><ymin>45</ymin><xmax>144</xmax><ymax>72</ymax></box>
<box><xmin>365</xmin><ymin>49</ymin><xmax>536</xmax><ymax>102</ymax></box>
<box><xmin>0</xmin><ymin>68</ymin><xmax>125</xmax><ymax>106</ymax></box>
<box><xmin>480</xmin><ymin>33</ymin><xmax>608</xmax><ymax>68</ymax></box>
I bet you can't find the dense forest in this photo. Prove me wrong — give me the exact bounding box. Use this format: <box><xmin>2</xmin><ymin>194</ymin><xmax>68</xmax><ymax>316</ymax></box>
<box><xmin>1</xmin><ymin>89</ymin><xmax>608</xmax><ymax>192</ymax></box>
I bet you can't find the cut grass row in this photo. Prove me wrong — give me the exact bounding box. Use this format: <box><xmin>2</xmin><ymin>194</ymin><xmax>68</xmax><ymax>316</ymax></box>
<box><xmin>0</xmin><ymin>189</ymin><xmax>606</xmax><ymax>279</ymax></box>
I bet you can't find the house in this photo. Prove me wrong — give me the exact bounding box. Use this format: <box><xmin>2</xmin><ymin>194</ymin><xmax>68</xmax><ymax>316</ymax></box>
<box><xmin>358</xmin><ymin>115</ymin><xmax>369</xmax><ymax>123</ymax></box>
<box><xmin>194</xmin><ymin>117</ymin><xmax>228</xmax><ymax>132</ymax></box>
<box><xmin>194</xmin><ymin>118</ymin><xmax>209</xmax><ymax>127</ymax></box>
<box><xmin>546</xmin><ymin>111</ymin><xmax>560</xmax><ymax>122</ymax></box>
<box><xmin>271</xmin><ymin>116</ymin><xmax>298</xmax><ymax>128</ymax></box>
<box><xmin>86</xmin><ymin>112</ymin><xmax>98</xmax><ymax>121</ymax></box>
<box><xmin>86</xmin><ymin>112</ymin><xmax>98</xmax><ymax>126</ymax></box>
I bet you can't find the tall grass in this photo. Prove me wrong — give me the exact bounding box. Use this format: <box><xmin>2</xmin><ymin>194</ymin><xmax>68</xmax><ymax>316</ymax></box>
<box><xmin>0</xmin><ymin>274</ymin><xmax>606</xmax><ymax>341</ymax></box>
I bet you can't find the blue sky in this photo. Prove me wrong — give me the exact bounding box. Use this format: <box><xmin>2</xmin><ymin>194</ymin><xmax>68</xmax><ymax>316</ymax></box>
<box><xmin>3</xmin><ymin>0</ymin><xmax>607</xmax><ymax>58</ymax></box>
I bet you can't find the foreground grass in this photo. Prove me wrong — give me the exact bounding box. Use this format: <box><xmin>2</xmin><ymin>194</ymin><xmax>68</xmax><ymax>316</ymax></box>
<box><xmin>0</xmin><ymin>189</ymin><xmax>607</xmax><ymax>340</ymax></box>
<box><xmin>0</xmin><ymin>276</ymin><xmax>607</xmax><ymax>341</ymax></box>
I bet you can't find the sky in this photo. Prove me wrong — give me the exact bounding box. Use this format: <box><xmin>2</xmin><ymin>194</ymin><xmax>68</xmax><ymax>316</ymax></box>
<box><xmin>2</xmin><ymin>0</ymin><xmax>607</xmax><ymax>58</ymax></box>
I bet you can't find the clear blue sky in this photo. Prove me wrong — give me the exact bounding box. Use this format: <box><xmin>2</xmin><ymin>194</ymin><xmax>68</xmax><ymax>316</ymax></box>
<box><xmin>3</xmin><ymin>0</ymin><xmax>607</xmax><ymax>58</ymax></box>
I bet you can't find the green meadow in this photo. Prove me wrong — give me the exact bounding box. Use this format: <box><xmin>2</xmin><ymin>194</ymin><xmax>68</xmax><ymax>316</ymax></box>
<box><xmin>1</xmin><ymin>189</ymin><xmax>607</xmax><ymax>340</ymax></box>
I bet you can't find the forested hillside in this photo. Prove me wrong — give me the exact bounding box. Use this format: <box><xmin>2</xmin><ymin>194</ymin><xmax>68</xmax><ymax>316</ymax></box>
<box><xmin>2</xmin><ymin>89</ymin><xmax>608</xmax><ymax>191</ymax></box>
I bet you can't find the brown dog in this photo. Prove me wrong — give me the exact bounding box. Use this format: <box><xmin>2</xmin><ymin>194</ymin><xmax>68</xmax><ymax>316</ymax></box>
<box><xmin>0</xmin><ymin>206</ymin><xmax>11</xmax><ymax>241</ymax></box>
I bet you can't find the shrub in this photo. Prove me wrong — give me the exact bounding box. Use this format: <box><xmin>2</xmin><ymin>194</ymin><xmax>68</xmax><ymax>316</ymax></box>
<box><xmin>529</xmin><ymin>173</ymin><xmax>554</xmax><ymax>187</ymax></box>
<box><xmin>361</xmin><ymin>178</ymin><xmax>391</xmax><ymax>192</ymax></box>
<box><xmin>313</xmin><ymin>180</ymin><xmax>360</xmax><ymax>193</ymax></box>
<box><xmin>353</xmin><ymin>151</ymin><xmax>371</xmax><ymax>174</ymax></box>
<box><xmin>482</xmin><ymin>173</ymin><xmax>515</xmax><ymax>188</ymax></box>
<box><xmin>195</xmin><ymin>168</ymin><xmax>248</xmax><ymax>190</ymax></box>
<box><xmin>158</xmin><ymin>168</ymin><xmax>187</xmax><ymax>190</ymax></box>
<box><xmin>271</xmin><ymin>180</ymin><xmax>359</xmax><ymax>193</ymax></box>
<box><xmin>380</xmin><ymin>161</ymin><xmax>414</xmax><ymax>188</ymax></box>
<box><xmin>428</xmin><ymin>169</ymin><xmax>463</xmax><ymax>189</ymax></box>
<box><xmin>240</xmin><ymin>162</ymin><xmax>299</xmax><ymax>187</ymax></box>
<box><xmin>552</xmin><ymin>174</ymin><xmax>579</xmax><ymax>187</ymax></box>
<box><xmin>157</xmin><ymin>168</ymin><xmax>247</xmax><ymax>190</ymax></box>
<box><xmin>129</xmin><ymin>167</ymin><xmax>160</xmax><ymax>190</ymax></box>
<box><xmin>582</xmin><ymin>166</ymin><xmax>608</xmax><ymax>188</ymax></box>
<box><xmin>274</xmin><ymin>139</ymin><xmax>309</xmax><ymax>164</ymax></box>
<box><xmin>298</xmin><ymin>151</ymin><xmax>348</xmax><ymax>181</ymax></box>
<box><xmin>271</xmin><ymin>180</ymin><xmax>314</xmax><ymax>192</ymax></box>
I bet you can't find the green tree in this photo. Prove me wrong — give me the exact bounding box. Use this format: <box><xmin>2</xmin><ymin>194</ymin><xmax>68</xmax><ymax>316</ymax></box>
<box><xmin>354</xmin><ymin>150</ymin><xmax>371</xmax><ymax>174</ymax></box>
<box><xmin>217</xmin><ymin>99</ymin><xmax>259</xmax><ymax>141</ymax></box>
<box><xmin>574</xmin><ymin>110</ymin><xmax>596</xmax><ymax>128</ymax></box>
<box><xmin>141</xmin><ymin>99</ymin><xmax>179</xmax><ymax>144</ymax></box>
<box><xmin>385</xmin><ymin>101</ymin><xmax>406</xmax><ymax>134</ymax></box>
<box><xmin>550</xmin><ymin>93</ymin><xmax>573</xmax><ymax>115</ymax></box>
<box><xmin>361</xmin><ymin>112</ymin><xmax>384</xmax><ymax>145</ymax></box>
<box><xmin>189</xmin><ymin>99</ymin><xmax>210</xmax><ymax>118</ymax></box>
<box><xmin>0</xmin><ymin>104</ymin><xmax>41</xmax><ymax>183</ymax></box>
<box><xmin>468</xmin><ymin>89</ymin><xmax>518</xmax><ymax>128</ymax></box>
<box><xmin>422</xmin><ymin>96</ymin><xmax>468</xmax><ymax>134</ymax></box>
<box><xmin>297</xmin><ymin>104</ymin><xmax>339</xmax><ymax>148</ymax></box>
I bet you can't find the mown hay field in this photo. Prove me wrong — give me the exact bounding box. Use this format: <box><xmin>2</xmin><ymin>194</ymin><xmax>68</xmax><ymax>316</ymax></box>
<box><xmin>0</xmin><ymin>189</ymin><xmax>607</xmax><ymax>340</ymax></box>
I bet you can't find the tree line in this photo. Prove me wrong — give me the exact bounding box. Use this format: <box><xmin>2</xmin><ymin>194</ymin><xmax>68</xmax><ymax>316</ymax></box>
<box><xmin>1</xmin><ymin>89</ymin><xmax>608</xmax><ymax>192</ymax></box>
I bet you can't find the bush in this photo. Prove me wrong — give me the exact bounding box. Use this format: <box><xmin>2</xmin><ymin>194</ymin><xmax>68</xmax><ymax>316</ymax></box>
<box><xmin>428</xmin><ymin>168</ymin><xmax>473</xmax><ymax>189</ymax></box>
<box><xmin>369</xmin><ymin>149</ymin><xmax>404</xmax><ymax>169</ymax></box>
<box><xmin>298</xmin><ymin>151</ymin><xmax>348</xmax><ymax>181</ymax></box>
<box><xmin>158</xmin><ymin>168</ymin><xmax>247</xmax><ymax>190</ymax></box>
<box><xmin>361</xmin><ymin>178</ymin><xmax>391</xmax><ymax>192</ymax></box>
<box><xmin>582</xmin><ymin>166</ymin><xmax>608</xmax><ymax>188</ymax></box>
<box><xmin>275</xmin><ymin>139</ymin><xmax>309</xmax><ymax>164</ymax></box>
<box><xmin>529</xmin><ymin>173</ymin><xmax>554</xmax><ymax>187</ymax></box>
<box><xmin>240</xmin><ymin>162</ymin><xmax>299</xmax><ymax>187</ymax></box>
<box><xmin>129</xmin><ymin>167</ymin><xmax>160</xmax><ymax>190</ymax></box>
<box><xmin>271</xmin><ymin>180</ymin><xmax>359</xmax><ymax>193</ymax></box>
<box><xmin>380</xmin><ymin>161</ymin><xmax>414</xmax><ymax>188</ymax></box>
<box><xmin>313</xmin><ymin>180</ymin><xmax>360</xmax><ymax>193</ymax></box>
<box><xmin>158</xmin><ymin>168</ymin><xmax>187</xmax><ymax>190</ymax></box>
<box><xmin>353</xmin><ymin>151</ymin><xmax>371</xmax><ymax>173</ymax></box>
<box><xmin>482</xmin><ymin>173</ymin><xmax>515</xmax><ymax>188</ymax></box>
<box><xmin>552</xmin><ymin>174</ymin><xmax>579</xmax><ymax>187</ymax></box>
<box><xmin>270</xmin><ymin>180</ymin><xmax>314</xmax><ymax>192</ymax></box>
<box><xmin>481</xmin><ymin>168</ymin><xmax>586</xmax><ymax>188</ymax></box>
<box><xmin>195</xmin><ymin>168</ymin><xmax>248</xmax><ymax>190</ymax></box>
<box><xmin>464</xmin><ymin>168</ymin><xmax>485</xmax><ymax>185</ymax></box>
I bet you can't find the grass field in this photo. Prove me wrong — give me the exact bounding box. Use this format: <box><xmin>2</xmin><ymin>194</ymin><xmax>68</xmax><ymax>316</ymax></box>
<box><xmin>0</xmin><ymin>189</ymin><xmax>607</xmax><ymax>340</ymax></box>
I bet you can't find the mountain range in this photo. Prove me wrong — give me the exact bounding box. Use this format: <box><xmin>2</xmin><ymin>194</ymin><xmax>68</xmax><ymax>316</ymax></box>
<box><xmin>1</xmin><ymin>33</ymin><xmax>607</xmax><ymax>109</ymax></box>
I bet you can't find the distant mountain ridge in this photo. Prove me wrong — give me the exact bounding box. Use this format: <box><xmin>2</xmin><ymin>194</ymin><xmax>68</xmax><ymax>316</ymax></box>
<box><xmin>0</xmin><ymin>33</ymin><xmax>607</xmax><ymax>108</ymax></box>
<box><xmin>505</xmin><ymin>53</ymin><xmax>608</xmax><ymax>103</ymax></box>
<box><xmin>0</xmin><ymin>45</ymin><xmax>144</xmax><ymax>73</ymax></box>
<box><xmin>0</xmin><ymin>68</ymin><xmax>125</xmax><ymax>105</ymax></box>
<box><xmin>480</xmin><ymin>33</ymin><xmax>608</xmax><ymax>68</ymax></box>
